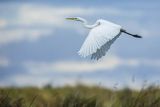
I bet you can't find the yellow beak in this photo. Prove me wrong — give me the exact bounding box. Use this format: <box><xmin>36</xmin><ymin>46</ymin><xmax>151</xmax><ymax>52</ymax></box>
<box><xmin>66</xmin><ymin>17</ymin><xmax>77</xmax><ymax>20</ymax></box>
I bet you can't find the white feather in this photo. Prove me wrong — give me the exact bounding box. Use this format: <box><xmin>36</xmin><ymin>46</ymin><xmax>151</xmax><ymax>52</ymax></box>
<box><xmin>78</xmin><ymin>19</ymin><xmax>121</xmax><ymax>59</ymax></box>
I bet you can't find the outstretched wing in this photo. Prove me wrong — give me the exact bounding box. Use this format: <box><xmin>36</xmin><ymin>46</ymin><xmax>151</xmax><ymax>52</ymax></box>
<box><xmin>78</xmin><ymin>20</ymin><xmax>121</xmax><ymax>59</ymax></box>
<box><xmin>91</xmin><ymin>33</ymin><xmax>121</xmax><ymax>60</ymax></box>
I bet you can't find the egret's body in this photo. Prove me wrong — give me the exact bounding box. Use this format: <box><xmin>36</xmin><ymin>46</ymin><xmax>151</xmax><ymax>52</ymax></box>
<box><xmin>66</xmin><ymin>17</ymin><xmax>142</xmax><ymax>60</ymax></box>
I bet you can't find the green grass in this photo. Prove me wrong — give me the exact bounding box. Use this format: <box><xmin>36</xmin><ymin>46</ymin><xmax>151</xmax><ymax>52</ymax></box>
<box><xmin>0</xmin><ymin>85</ymin><xmax>160</xmax><ymax>107</ymax></box>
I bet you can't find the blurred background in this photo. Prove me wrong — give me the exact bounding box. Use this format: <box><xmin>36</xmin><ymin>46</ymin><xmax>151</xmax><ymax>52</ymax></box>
<box><xmin>0</xmin><ymin>0</ymin><xmax>160</xmax><ymax>90</ymax></box>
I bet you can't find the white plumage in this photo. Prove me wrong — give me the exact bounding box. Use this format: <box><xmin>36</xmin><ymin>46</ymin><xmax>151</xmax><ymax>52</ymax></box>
<box><xmin>78</xmin><ymin>20</ymin><xmax>121</xmax><ymax>60</ymax></box>
<box><xmin>66</xmin><ymin>17</ymin><xmax>142</xmax><ymax>60</ymax></box>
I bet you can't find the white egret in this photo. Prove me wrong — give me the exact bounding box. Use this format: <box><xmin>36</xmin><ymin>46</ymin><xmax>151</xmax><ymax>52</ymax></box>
<box><xmin>66</xmin><ymin>17</ymin><xmax>142</xmax><ymax>60</ymax></box>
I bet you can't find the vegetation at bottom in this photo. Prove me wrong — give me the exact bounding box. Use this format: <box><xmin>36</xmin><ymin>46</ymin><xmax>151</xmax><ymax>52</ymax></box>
<box><xmin>0</xmin><ymin>84</ymin><xmax>160</xmax><ymax>107</ymax></box>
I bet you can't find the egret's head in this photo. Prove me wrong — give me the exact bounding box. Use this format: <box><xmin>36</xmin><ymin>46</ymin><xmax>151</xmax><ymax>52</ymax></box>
<box><xmin>66</xmin><ymin>17</ymin><xmax>82</xmax><ymax>22</ymax></box>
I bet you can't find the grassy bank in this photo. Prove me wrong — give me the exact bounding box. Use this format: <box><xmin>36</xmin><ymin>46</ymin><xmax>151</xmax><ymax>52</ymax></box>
<box><xmin>0</xmin><ymin>85</ymin><xmax>160</xmax><ymax>107</ymax></box>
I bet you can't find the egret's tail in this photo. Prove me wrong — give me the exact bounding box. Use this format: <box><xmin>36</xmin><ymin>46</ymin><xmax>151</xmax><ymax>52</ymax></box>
<box><xmin>121</xmin><ymin>29</ymin><xmax>142</xmax><ymax>38</ymax></box>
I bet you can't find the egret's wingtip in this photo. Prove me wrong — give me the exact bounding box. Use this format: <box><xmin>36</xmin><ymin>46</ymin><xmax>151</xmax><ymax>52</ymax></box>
<box><xmin>77</xmin><ymin>51</ymin><xmax>87</xmax><ymax>58</ymax></box>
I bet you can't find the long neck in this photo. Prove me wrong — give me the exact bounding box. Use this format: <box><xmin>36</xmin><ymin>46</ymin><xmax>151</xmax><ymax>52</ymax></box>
<box><xmin>79</xmin><ymin>18</ymin><xmax>99</xmax><ymax>29</ymax></box>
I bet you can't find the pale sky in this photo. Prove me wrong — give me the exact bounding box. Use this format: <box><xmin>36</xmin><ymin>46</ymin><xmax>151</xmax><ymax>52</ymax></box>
<box><xmin>0</xmin><ymin>0</ymin><xmax>160</xmax><ymax>89</ymax></box>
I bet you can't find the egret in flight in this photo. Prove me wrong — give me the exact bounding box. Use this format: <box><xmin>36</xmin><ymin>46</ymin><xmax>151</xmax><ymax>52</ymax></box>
<box><xmin>66</xmin><ymin>17</ymin><xmax>142</xmax><ymax>60</ymax></box>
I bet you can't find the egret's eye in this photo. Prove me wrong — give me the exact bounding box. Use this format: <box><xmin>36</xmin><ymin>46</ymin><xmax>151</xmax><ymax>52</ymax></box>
<box><xmin>74</xmin><ymin>18</ymin><xmax>81</xmax><ymax>21</ymax></box>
